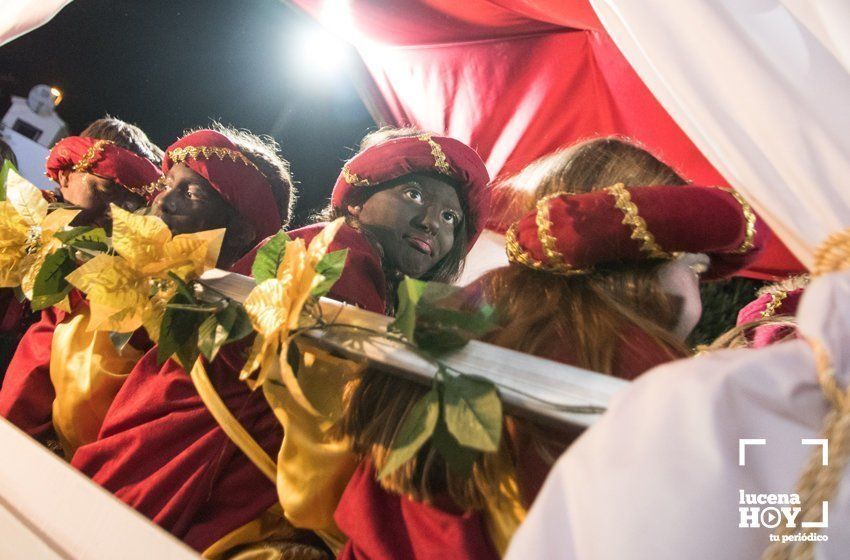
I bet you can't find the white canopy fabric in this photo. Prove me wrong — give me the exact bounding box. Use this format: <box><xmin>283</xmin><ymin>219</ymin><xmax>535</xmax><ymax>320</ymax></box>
<box><xmin>507</xmin><ymin>2</ymin><xmax>850</xmax><ymax>558</ymax></box>
<box><xmin>0</xmin><ymin>0</ymin><xmax>72</xmax><ymax>47</ymax></box>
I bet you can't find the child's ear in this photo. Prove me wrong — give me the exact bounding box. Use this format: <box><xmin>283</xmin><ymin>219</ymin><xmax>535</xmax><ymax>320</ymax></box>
<box><xmin>346</xmin><ymin>204</ymin><xmax>362</xmax><ymax>217</ymax></box>
<box><xmin>57</xmin><ymin>170</ymin><xmax>70</xmax><ymax>189</ymax></box>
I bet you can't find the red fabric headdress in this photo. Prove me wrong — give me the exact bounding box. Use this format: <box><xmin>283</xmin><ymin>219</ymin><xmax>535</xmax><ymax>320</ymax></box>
<box><xmin>163</xmin><ymin>130</ymin><xmax>282</xmax><ymax>243</ymax></box>
<box><xmin>331</xmin><ymin>133</ymin><xmax>491</xmax><ymax>247</ymax></box>
<box><xmin>46</xmin><ymin>136</ymin><xmax>163</xmax><ymax>202</ymax></box>
<box><xmin>507</xmin><ymin>184</ymin><xmax>765</xmax><ymax>279</ymax></box>
<box><xmin>735</xmin><ymin>278</ymin><xmax>808</xmax><ymax>348</ymax></box>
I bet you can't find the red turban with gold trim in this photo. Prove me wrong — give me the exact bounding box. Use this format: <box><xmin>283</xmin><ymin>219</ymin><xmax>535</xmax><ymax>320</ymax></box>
<box><xmin>331</xmin><ymin>133</ymin><xmax>491</xmax><ymax>247</ymax></box>
<box><xmin>46</xmin><ymin>136</ymin><xmax>163</xmax><ymax>202</ymax></box>
<box><xmin>163</xmin><ymin>130</ymin><xmax>283</xmax><ymax>243</ymax></box>
<box><xmin>507</xmin><ymin>184</ymin><xmax>765</xmax><ymax>279</ymax></box>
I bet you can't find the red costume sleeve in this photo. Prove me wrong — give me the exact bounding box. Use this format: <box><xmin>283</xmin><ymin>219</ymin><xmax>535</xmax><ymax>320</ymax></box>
<box><xmin>335</xmin><ymin>461</ymin><xmax>500</xmax><ymax>560</ymax></box>
<box><xmin>0</xmin><ymin>306</ymin><xmax>65</xmax><ymax>442</ymax></box>
<box><xmin>72</xmin><ymin>222</ymin><xmax>388</xmax><ymax>551</ymax></box>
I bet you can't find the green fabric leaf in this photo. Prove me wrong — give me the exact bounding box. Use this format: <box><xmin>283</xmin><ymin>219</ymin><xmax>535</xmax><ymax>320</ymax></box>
<box><xmin>157</xmin><ymin>292</ymin><xmax>207</xmax><ymax>366</ymax></box>
<box><xmin>442</xmin><ymin>374</ymin><xmax>502</xmax><ymax>452</ymax></box>
<box><xmin>196</xmin><ymin>303</ymin><xmax>253</xmax><ymax>362</ymax></box>
<box><xmin>167</xmin><ymin>272</ymin><xmax>194</xmax><ymax>301</ymax></box>
<box><xmin>415</xmin><ymin>287</ymin><xmax>497</xmax><ymax>353</ymax></box>
<box><xmin>311</xmin><ymin>248</ymin><xmax>348</xmax><ymax>297</ymax></box>
<box><xmin>431</xmin><ymin>412</ymin><xmax>479</xmax><ymax>477</ymax></box>
<box><xmin>30</xmin><ymin>249</ymin><xmax>75</xmax><ymax>311</ymax></box>
<box><xmin>378</xmin><ymin>388</ymin><xmax>439</xmax><ymax>479</ymax></box>
<box><xmin>252</xmin><ymin>231</ymin><xmax>291</xmax><ymax>284</ymax></box>
<box><xmin>217</xmin><ymin>302</ymin><xmax>254</xmax><ymax>343</ymax></box>
<box><xmin>0</xmin><ymin>159</ymin><xmax>19</xmax><ymax>201</ymax></box>
<box><xmin>54</xmin><ymin>226</ymin><xmax>109</xmax><ymax>252</ymax></box>
<box><xmin>389</xmin><ymin>277</ymin><xmax>428</xmax><ymax>341</ymax></box>
<box><xmin>197</xmin><ymin>315</ymin><xmax>225</xmax><ymax>362</ymax></box>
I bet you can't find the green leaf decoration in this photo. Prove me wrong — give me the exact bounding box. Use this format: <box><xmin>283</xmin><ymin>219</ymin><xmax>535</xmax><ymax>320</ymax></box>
<box><xmin>311</xmin><ymin>248</ymin><xmax>348</xmax><ymax>297</ymax></box>
<box><xmin>167</xmin><ymin>271</ymin><xmax>196</xmax><ymax>302</ymax></box>
<box><xmin>252</xmin><ymin>231</ymin><xmax>291</xmax><ymax>283</ymax></box>
<box><xmin>197</xmin><ymin>315</ymin><xmax>227</xmax><ymax>362</ymax></box>
<box><xmin>109</xmin><ymin>331</ymin><xmax>134</xmax><ymax>353</ymax></box>
<box><xmin>389</xmin><ymin>277</ymin><xmax>428</xmax><ymax>341</ymax></box>
<box><xmin>378</xmin><ymin>387</ymin><xmax>440</xmax><ymax>479</ymax></box>
<box><xmin>431</xmin><ymin>412</ymin><xmax>479</xmax><ymax>476</ymax></box>
<box><xmin>197</xmin><ymin>303</ymin><xmax>253</xmax><ymax>362</ymax></box>
<box><xmin>54</xmin><ymin>226</ymin><xmax>109</xmax><ymax>252</ymax></box>
<box><xmin>0</xmin><ymin>159</ymin><xmax>19</xmax><ymax>201</ymax></box>
<box><xmin>217</xmin><ymin>302</ymin><xmax>254</xmax><ymax>343</ymax></box>
<box><xmin>30</xmin><ymin>249</ymin><xmax>75</xmax><ymax>311</ymax></box>
<box><xmin>157</xmin><ymin>291</ymin><xmax>208</xmax><ymax>366</ymax></box>
<box><xmin>442</xmin><ymin>374</ymin><xmax>502</xmax><ymax>452</ymax></box>
<box><xmin>391</xmin><ymin>280</ymin><xmax>498</xmax><ymax>353</ymax></box>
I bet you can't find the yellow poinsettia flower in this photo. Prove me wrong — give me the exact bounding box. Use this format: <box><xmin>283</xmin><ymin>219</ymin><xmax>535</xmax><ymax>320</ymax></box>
<box><xmin>0</xmin><ymin>169</ymin><xmax>79</xmax><ymax>305</ymax></box>
<box><xmin>66</xmin><ymin>205</ymin><xmax>224</xmax><ymax>335</ymax></box>
<box><xmin>240</xmin><ymin>218</ymin><xmax>345</xmax><ymax>413</ymax></box>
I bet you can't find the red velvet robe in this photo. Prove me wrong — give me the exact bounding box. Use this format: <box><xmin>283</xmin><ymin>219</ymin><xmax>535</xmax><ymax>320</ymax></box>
<box><xmin>0</xmin><ymin>291</ymin><xmax>84</xmax><ymax>443</ymax></box>
<box><xmin>71</xmin><ymin>223</ymin><xmax>388</xmax><ymax>552</ymax></box>
<box><xmin>336</xmin><ymin>461</ymin><xmax>500</xmax><ymax>560</ymax></box>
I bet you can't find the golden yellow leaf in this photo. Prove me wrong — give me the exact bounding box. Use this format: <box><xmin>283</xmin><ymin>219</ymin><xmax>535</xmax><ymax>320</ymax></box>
<box><xmin>5</xmin><ymin>169</ymin><xmax>48</xmax><ymax>226</ymax></box>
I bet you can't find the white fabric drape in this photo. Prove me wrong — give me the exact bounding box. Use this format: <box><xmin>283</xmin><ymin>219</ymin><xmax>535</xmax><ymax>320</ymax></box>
<box><xmin>0</xmin><ymin>0</ymin><xmax>72</xmax><ymax>47</ymax></box>
<box><xmin>586</xmin><ymin>0</ymin><xmax>850</xmax><ymax>269</ymax></box>
<box><xmin>507</xmin><ymin>2</ymin><xmax>850</xmax><ymax>558</ymax></box>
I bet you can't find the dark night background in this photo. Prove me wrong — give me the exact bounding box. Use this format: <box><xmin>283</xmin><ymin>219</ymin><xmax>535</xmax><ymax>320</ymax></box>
<box><xmin>0</xmin><ymin>0</ymin><xmax>376</xmax><ymax>225</ymax></box>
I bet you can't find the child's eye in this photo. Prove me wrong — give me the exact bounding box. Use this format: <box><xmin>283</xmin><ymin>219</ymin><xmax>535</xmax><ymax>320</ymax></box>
<box><xmin>442</xmin><ymin>210</ymin><xmax>459</xmax><ymax>225</ymax></box>
<box><xmin>404</xmin><ymin>188</ymin><xmax>423</xmax><ymax>203</ymax></box>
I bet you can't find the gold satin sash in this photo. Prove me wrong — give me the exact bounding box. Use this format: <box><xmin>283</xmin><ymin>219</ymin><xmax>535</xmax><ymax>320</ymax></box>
<box><xmin>50</xmin><ymin>306</ymin><xmax>143</xmax><ymax>458</ymax></box>
<box><xmin>190</xmin><ymin>342</ymin><xmax>364</xmax><ymax>555</ymax></box>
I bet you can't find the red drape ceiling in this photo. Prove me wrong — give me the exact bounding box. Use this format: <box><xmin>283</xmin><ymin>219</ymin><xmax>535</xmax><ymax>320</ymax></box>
<box><xmin>290</xmin><ymin>0</ymin><xmax>802</xmax><ymax>279</ymax></box>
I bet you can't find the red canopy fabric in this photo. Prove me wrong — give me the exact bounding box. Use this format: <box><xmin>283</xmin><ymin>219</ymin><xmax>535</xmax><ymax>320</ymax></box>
<box><xmin>290</xmin><ymin>0</ymin><xmax>802</xmax><ymax>279</ymax></box>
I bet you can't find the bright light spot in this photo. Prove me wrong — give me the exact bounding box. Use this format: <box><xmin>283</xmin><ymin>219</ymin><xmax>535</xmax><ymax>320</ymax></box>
<box><xmin>293</xmin><ymin>28</ymin><xmax>350</xmax><ymax>83</ymax></box>
<box><xmin>50</xmin><ymin>87</ymin><xmax>63</xmax><ymax>106</ymax></box>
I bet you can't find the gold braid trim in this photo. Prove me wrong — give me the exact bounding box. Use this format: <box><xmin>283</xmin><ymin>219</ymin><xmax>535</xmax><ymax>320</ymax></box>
<box><xmin>812</xmin><ymin>228</ymin><xmax>850</xmax><ymax>277</ymax></box>
<box><xmin>505</xmin><ymin>221</ymin><xmax>590</xmax><ymax>276</ymax></box>
<box><xmin>416</xmin><ymin>133</ymin><xmax>453</xmax><ymax>176</ymax></box>
<box><xmin>535</xmin><ymin>193</ymin><xmax>567</xmax><ymax>269</ymax></box>
<box><xmin>126</xmin><ymin>175</ymin><xmax>166</xmax><ymax>197</ymax></box>
<box><xmin>728</xmin><ymin>189</ymin><xmax>757</xmax><ymax>254</ymax></box>
<box><xmin>605</xmin><ymin>183</ymin><xmax>673</xmax><ymax>260</ymax></box>
<box><xmin>342</xmin><ymin>165</ymin><xmax>371</xmax><ymax>187</ymax></box>
<box><xmin>72</xmin><ymin>139</ymin><xmax>111</xmax><ymax>173</ymax></box>
<box><xmin>760</xmin><ymin>290</ymin><xmax>789</xmax><ymax>319</ymax></box>
<box><xmin>167</xmin><ymin>146</ymin><xmax>258</xmax><ymax>170</ymax></box>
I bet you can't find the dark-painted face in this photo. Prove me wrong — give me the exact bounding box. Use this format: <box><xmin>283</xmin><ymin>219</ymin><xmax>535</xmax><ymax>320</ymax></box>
<box><xmin>351</xmin><ymin>173</ymin><xmax>463</xmax><ymax>278</ymax></box>
<box><xmin>59</xmin><ymin>171</ymin><xmax>146</xmax><ymax>229</ymax></box>
<box><xmin>152</xmin><ymin>163</ymin><xmax>233</xmax><ymax>235</ymax></box>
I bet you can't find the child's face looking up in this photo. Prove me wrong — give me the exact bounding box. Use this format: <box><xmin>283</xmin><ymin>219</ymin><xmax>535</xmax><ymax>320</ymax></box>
<box><xmin>152</xmin><ymin>163</ymin><xmax>233</xmax><ymax>235</ymax></box>
<box><xmin>352</xmin><ymin>173</ymin><xmax>463</xmax><ymax>278</ymax></box>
